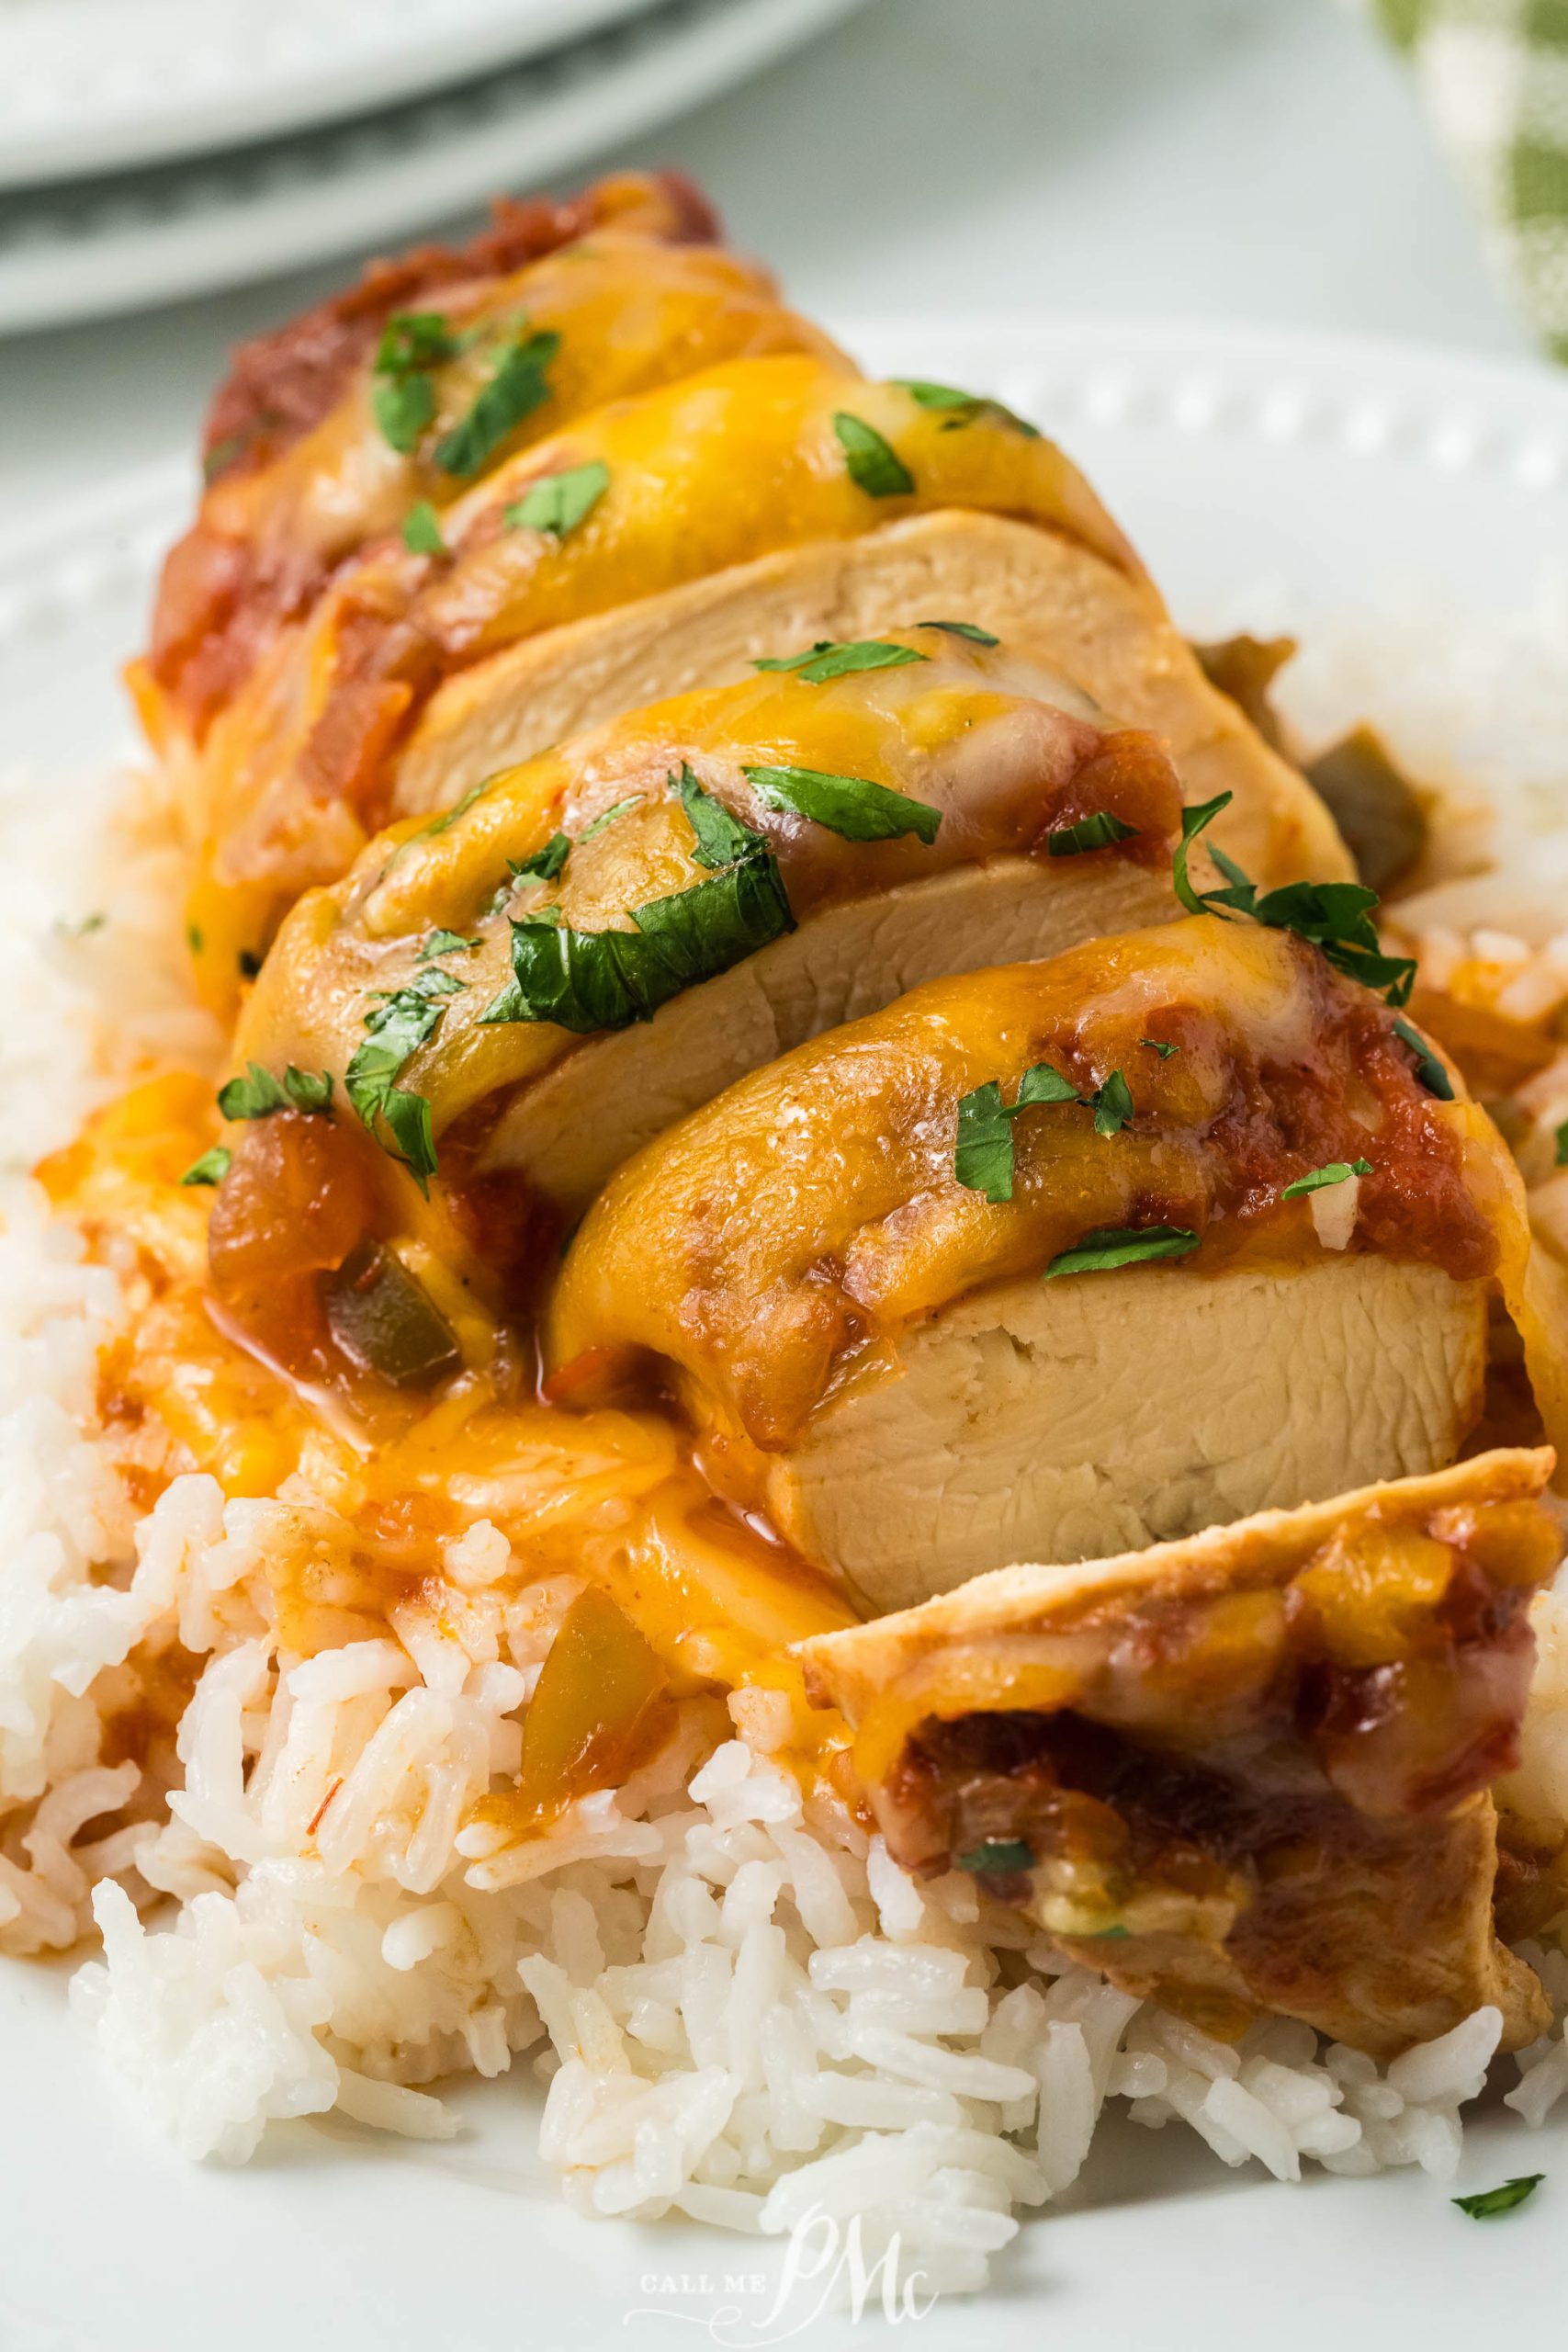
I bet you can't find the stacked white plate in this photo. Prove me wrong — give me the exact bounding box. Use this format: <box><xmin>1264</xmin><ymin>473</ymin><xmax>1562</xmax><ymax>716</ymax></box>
<box><xmin>0</xmin><ymin>0</ymin><xmax>867</xmax><ymax>334</ymax></box>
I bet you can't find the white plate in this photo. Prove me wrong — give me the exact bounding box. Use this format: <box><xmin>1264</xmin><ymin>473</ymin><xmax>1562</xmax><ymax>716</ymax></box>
<box><xmin>0</xmin><ymin>0</ymin><xmax>670</xmax><ymax>189</ymax></box>
<box><xmin>0</xmin><ymin>0</ymin><xmax>868</xmax><ymax>334</ymax></box>
<box><xmin>2</xmin><ymin>320</ymin><xmax>1567</xmax><ymax>2352</ymax></box>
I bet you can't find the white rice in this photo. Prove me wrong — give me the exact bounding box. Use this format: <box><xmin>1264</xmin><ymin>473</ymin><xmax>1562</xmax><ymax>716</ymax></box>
<box><xmin>5</xmin><ymin>601</ymin><xmax>1568</xmax><ymax>2299</ymax></box>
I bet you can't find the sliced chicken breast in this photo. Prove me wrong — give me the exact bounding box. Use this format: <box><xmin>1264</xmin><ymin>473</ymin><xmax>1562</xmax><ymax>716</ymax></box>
<box><xmin>216</xmin><ymin>636</ymin><xmax>1187</xmax><ymax>1379</ymax></box>
<box><xmin>796</xmin><ymin>1448</ymin><xmax>1563</xmax><ymax>2059</ymax></box>
<box><xmin>548</xmin><ymin>918</ymin><xmax>1562</xmax><ymax>1609</ymax></box>
<box><xmin>394</xmin><ymin>509</ymin><xmax>1348</xmax><ymax>899</ymax></box>
<box><xmin>777</xmin><ymin>1255</ymin><xmax>1486</xmax><ymax>1611</ymax></box>
<box><xmin>139</xmin><ymin>170</ymin><xmax>726</xmax><ymax>742</ymax></box>
<box><xmin>173</xmin><ymin>354</ymin><xmax>1172</xmax><ymax>992</ymax></box>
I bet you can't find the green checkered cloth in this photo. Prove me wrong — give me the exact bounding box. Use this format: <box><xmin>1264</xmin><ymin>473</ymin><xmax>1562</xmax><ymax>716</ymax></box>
<box><xmin>1363</xmin><ymin>0</ymin><xmax>1568</xmax><ymax>359</ymax></box>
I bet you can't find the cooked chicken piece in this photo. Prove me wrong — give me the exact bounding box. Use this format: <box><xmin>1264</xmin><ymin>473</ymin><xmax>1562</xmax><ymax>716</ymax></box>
<box><xmin>548</xmin><ymin>917</ymin><xmax>1563</xmax><ymax>1610</ymax></box>
<box><xmin>226</xmin><ymin>633</ymin><xmax>1186</xmax><ymax>1320</ymax></box>
<box><xmin>138</xmin><ymin>170</ymin><xmax>725</xmax><ymax>741</ymax></box>
<box><xmin>394</xmin><ymin>512</ymin><xmax>1345</xmax><ymax>899</ymax></box>
<box><xmin>171</xmin><ymin>351</ymin><xmax>1235</xmax><ymax>996</ymax></box>
<box><xmin>796</xmin><ymin>1449</ymin><xmax>1563</xmax><ymax>2059</ymax></box>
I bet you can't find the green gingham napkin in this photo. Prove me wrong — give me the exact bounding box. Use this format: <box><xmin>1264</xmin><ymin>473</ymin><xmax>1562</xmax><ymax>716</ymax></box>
<box><xmin>1363</xmin><ymin>0</ymin><xmax>1568</xmax><ymax>358</ymax></box>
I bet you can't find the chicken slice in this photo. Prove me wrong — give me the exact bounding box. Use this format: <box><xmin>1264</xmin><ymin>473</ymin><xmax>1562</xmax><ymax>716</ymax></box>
<box><xmin>394</xmin><ymin>509</ymin><xmax>1348</xmax><ymax>901</ymax></box>
<box><xmin>141</xmin><ymin>220</ymin><xmax>833</xmax><ymax>754</ymax></box>
<box><xmin>548</xmin><ymin>918</ymin><xmax>1564</xmax><ymax>1609</ymax></box>
<box><xmin>175</xmin><ymin>354</ymin><xmax>1199</xmax><ymax>991</ymax></box>
<box><xmin>234</xmin><ymin>632</ymin><xmax>1185</xmax><ymax>1247</ymax></box>
<box><xmin>796</xmin><ymin>1448</ymin><xmax>1563</xmax><ymax>2059</ymax></box>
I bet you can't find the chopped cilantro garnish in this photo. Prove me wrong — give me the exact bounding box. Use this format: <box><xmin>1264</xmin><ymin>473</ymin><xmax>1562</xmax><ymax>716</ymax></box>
<box><xmin>918</xmin><ymin>619</ymin><xmax>999</xmax><ymax>646</ymax></box>
<box><xmin>894</xmin><ymin>379</ymin><xmax>1041</xmax><ymax>437</ymax></box>
<box><xmin>434</xmin><ymin>327</ymin><xmax>559</xmax><ymax>478</ymax></box>
<box><xmin>954</xmin><ymin>1839</ymin><xmax>1034</xmax><ymax>1874</ymax></box>
<box><xmin>674</xmin><ymin>765</ymin><xmax>763</xmax><ymax>870</ymax></box>
<box><xmin>1044</xmin><ymin>1225</ymin><xmax>1200</xmax><ymax>1278</ymax></box>
<box><xmin>420</xmin><ymin>928</ymin><xmax>475</xmax><ymax>960</ymax></box>
<box><xmin>376</xmin><ymin>311</ymin><xmax>458</xmax><ymax>376</ymax></box>
<box><xmin>1556</xmin><ymin>1118</ymin><xmax>1568</xmax><ymax>1167</ymax></box>
<box><xmin>1172</xmin><ymin>791</ymin><xmax>1237</xmax><ymax>918</ymax></box>
<box><xmin>345</xmin><ymin>987</ymin><xmax>448</xmax><ymax>1193</ymax></box>
<box><xmin>742</xmin><ymin>763</ymin><xmax>941</xmax><ymax>845</ymax></box>
<box><xmin>186</xmin><ymin>922</ymin><xmax>204</xmax><ymax>956</ymax></box>
<box><xmin>504</xmin><ymin>457</ymin><xmax>609</xmax><ymax>538</ymax></box>
<box><xmin>1393</xmin><ymin>1016</ymin><xmax>1455</xmax><ymax>1100</ymax></box>
<box><xmin>832</xmin><ymin>411</ymin><xmax>915</xmax><ymax>498</ymax></box>
<box><xmin>1142</xmin><ymin>1037</ymin><xmax>1178</xmax><ymax>1058</ymax></box>
<box><xmin>481</xmin><ymin>844</ymin><xmax>794</xmax><ymax>1036</ymax></box>
<box><xmin>217</xmin><ymin>1063</ymin><xmax>333</xmax><ymax>1121</ymax></box>
<box><xmin>509</xmin><ymin>831</ymin><xmax>570</xmax><ymax>885</ymax></box>
<box><xmin>400</xmin><ymin>500</ymin><xmax>447</xmax><ymax>557</ymax></box>
<box><xmin>752</xmin><ymin>638</ymin><xmax>928</xmax><ymax>684</ymax></box>
<box><xmin>217</xmin><ymin>1062</ymin><xmax>285</xmax><ymax>1120</ymax></box>
<box><xmin>179</xmin><ymin>1146</ymin><xmax>231</xmax><ymax>1188</ymax></box>
<box><xmin>1047</xmin><ymin>810</ymin><xmax>1139</xmax><ymax>857</ymax></box>
<box><xmin>578</xmin><ymin>795</ymin><xmax>644</xmax><ymax>844</ymax></box>
<box><xmin>1171</xmin><ymin>788</ymin><xmax>1417</xmax><ymax>1005</ymax></box>
<box><xmin>418</xmin><ymin>777</ymin><xmax>495</xmax><ymax>839</ymax></box>
<box><xmin>1280</xmin><ymin>1158</ymin><xmax>1372</xmax><ymax>1200</ymax></box>
<box><xmin>1091</xmin><ymin>1069</ymin><xmax>1134</xmax><ymax>1137</ymax></box>
<box><xmin>372</xmin><ymin>372</ymin><xmax>435</xmax><ymax>456</ymax></box>
<box><xmin>1452</xmin><ymin>2175</ymin><xmax>1543</xmax><ymax>2220</ymax></box>
<box><xmin>953</xmin><ymin>1062</ymin><xmax>1083</xmax><ymax>1202</ymax></box>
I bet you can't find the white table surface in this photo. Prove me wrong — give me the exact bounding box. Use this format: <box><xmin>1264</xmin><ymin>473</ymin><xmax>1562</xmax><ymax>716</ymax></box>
<box><xmin>0</xmin><ymin>0</ymin><xmax>1547</xmax><ymax>521</ymax></box>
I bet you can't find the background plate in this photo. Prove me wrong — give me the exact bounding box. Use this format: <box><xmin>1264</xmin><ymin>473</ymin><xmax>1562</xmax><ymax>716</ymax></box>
<box><xmin>0</xmin><ymin>0</ymin><xmax>868</xmax><ymax>334</ymax></box>
<box><xmin>0</xmin><ymin>0</ymin><xmax>669</xmax><ymax>188</ymax></box>
<box><xmin>1</xmin><ymin>320</ymin><xmax>1566</xmax><ymax>2352</ymax></box>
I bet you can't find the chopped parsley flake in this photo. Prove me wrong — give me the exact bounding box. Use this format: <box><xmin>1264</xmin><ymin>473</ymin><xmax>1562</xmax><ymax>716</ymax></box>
<box><xmin>372</xmin><ymin>372</ymin><xmax>436</xmax><ymax>456</ymax></box>
<box><xmin>752</xmin><ymin>638</ymin><xmax>928</xmax><ymax>684</ymax></box>
<box><xmin>480</xmin><ymin>840</ymin><xmax>793</xmax><ymax>1036</ymax></box>
<box><xmin>577</xmin><ymin>795</ymin><xmax>644</xmax><ymax>844</ymax></box>
<box><xmin>893</xmin><ymin>378</ymin><xmax>1041</xmax><ymax>437</ymax></box>
<box><xmin>1393</xmin><ymin>1016</ymin><xmax>1455</xmax><ymax>1101</ymax></box>
<box><xmin>1556</xmin><ymin>1118</ymin><xmax>1568</xmax><ymax>1167</ymax></box>
<box><xmin>345</xmin><ymin>985</ymin><xmax>446</xmax><ymax>1192</ymax></box>
<box><xmin>217</xmin><ymin>1063</ymin><xmax>333</xmax><ymax>1122</ymax></box>
<box><xmin>953</xmin><ymin>1061</ymin><xmax>1086</xmax><ymax>1202</ymax></box>
<box><xmin>1452</xmin><ymin>2175</ymin><xmax>1543</xmax><ymax>2220</ymax></box>
<box><xmin>1280</xmin><ymin>1158</ymin><xmax>1372</xmax><ymax>1200</ymax></box>
<box><xmin>1091</xmin><ymin>1069</ymin><xmax>1134</xmax><ymax>1137</ymax></box>
<box><xmin>504</xmin><ymin>457</ymin><xmax>609</xmax><ymax>538</ymax></box>
<box><xmin>954</xmin><ymin>1839</ymin><xmax>1034</xmax><ymax>1874</ymax></box>
<box><xmin>918</xmin><ymin>619</ymin><xmax>999</xmax><ymax>646</ymax></box>
<box><xmin>674</xmin><ymin>765</ymin><xmax>763</xmax><ymax>870</ymax></box>
<box><xmin>509</xmin><ymin>831</ymin><xmax>570</xmax><ymax>884</ymax></box>
<box><xmin>1142</xmin><ymin>1037</ymin><xmax>1178</xmax><ymax>1058</ymax></box>
<box><xmin>186</xmin><ymin>922</ymin><xmax>204</xmax><ymax>955</ymax></box>
<box><xmin>418</xmin><ymin>776</ymin><xmax>496</xmax><ymax>839</ymax></box>
<box><xmin>832</xmin><ymin>411</ymin><xmax>915</xmax><ymax>498</ymax></box>
<box><xmin>1173</xmin><ymin>788</ymin><xmax>1417</xmax><ymax>1005</ymax></box>
<box><xmin>434</xmin><ymin>327</ymin><xmax>559</xmax><ymax>478</ymax></box>
<box><xmin>1043</xmin><ymin>1225</ymin><xmax>1200</xmax><ymax>1279</ymax></box>
<box><xmin>419</xmin><ymin>928</ymin><xmax>476</xmax><ymax>959</ymax></box>
<box><xmin>1047</xmin><ymin>809</ymin><xmax>1139</xmax><ymax>857</ymax></box>
<box><xmin>179</xmin><ymin>1146</ymin><xmax>231</xmax><ymax>1188</ymax></box>
<box><xmin>375</xmin><ymin>311</ymin><xmax>459</xmax><ymax>376</ymax></box>
<box><xmin>400</xmin><ymin>500</ymin><xmax>447</xmax><ymax>556</ymax></box>
<box><xmin>742</xmin><ymin>762</ymin><xmax>941</xmax><ymax>845</ymax></box>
